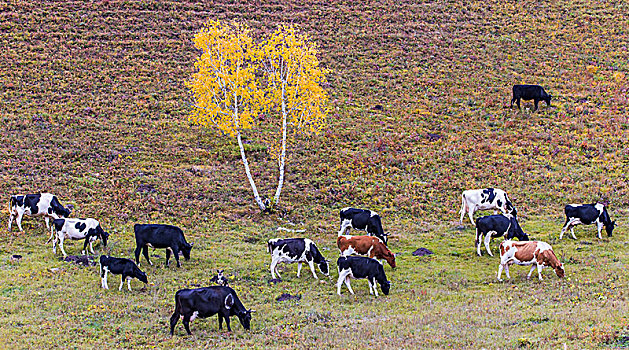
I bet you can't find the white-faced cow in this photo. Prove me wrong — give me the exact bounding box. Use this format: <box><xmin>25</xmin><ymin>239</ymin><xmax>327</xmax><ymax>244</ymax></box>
<box><xmin>339</xmin><ymin>207</ymin><xmax>389</xmax><ymax>245</ymax></box>
<box><xmin>133</xmin><ymin>224</ymin><xmax>193</xmax><ymax>267</ymax></box>
<box><xmin>337</xmin><ymin>235</ymin><xmax>396</xmax><ymax>268</ymax></box>
<box><xmin>99</xmin><ymin>255</ymin><xmax>148</xmax><ymax>291</ymax></box>
<box><xmin>337</xmin><ymin>256</ymin><xmax>391</xmax><ymax>297</ymax></box>
<box><xmin>459</xmin><ymin>188</ymin><xmax>516</xmax><ymax>226</ymax></box>
<box><xmin>475</xmin><ymin>214</ymin><xmax>528</xmax><ymax>256</ymax></box>
<box><xmin>511</xmin><ymin>84</ymin><xmax>552</xmax><ymax>112</ymax></box>
<box><xmin>210</xmin><ymin>269</ymin><xmax>229</xmax><ymax>286</ymax></box>
<box><xmin>49</xmin><ymin>218</ymin><xmax>109</xmax><ymax>257</ymax></box>
<box><xmin>497</xmin><ymin>240</ymin><xmax>564</xmax><ymax>281</ymax></box>
<box><xmin>169</xmin><ymin>286</ymin><xmax>253</xmax><ymax>335</ymax></box>
<box><xmin>267</xmin><ymin>238</ymin><xmax>329</xmax><ymax>280</ymax></box>
<box><xmin>560</xmin><ymin>203</ymin><xmax>615</xmax><ymax>240</ymax></box>
<box><xmin>8</xmin><ymin>193</ymin><xmax>72</xmax><ymax>232</ymax></box>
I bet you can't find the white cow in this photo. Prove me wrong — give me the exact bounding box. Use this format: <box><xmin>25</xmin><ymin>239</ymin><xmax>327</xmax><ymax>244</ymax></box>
<box><xmin>49</xmin><ymin>218</ymin><xmax>109</xmax><ymax>257</ymax></box>
<box><xmin>8</xmin><ymin>193</ymin><xmax>71</xmax><ymax>232</ymax></box>
<box><xmin>459</xmin><ymin>188</ymin><xmax>516</xmax><ymax>225</ymax></box>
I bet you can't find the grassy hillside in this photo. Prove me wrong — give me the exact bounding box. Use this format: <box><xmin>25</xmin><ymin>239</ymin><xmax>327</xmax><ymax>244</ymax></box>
<box><xmin>0</xmin><ymin>0</ymin><xmax>627</xmax><ymax>348</ymax></box>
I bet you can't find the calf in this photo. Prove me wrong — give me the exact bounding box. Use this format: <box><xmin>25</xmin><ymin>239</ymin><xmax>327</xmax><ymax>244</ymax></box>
<box><xmin>339</xmin><ymin>207</ymin><xmax>389</xmax><ymax>245</ymax></box>
<box><xmin>8</xmin><ymin>193</ymin><xmax>71</xmax><ymax>232</ymax></box>
<box><xmin>459</xmin><ymin>188</ymin><xmax>516</xmax><ymax>225</ymax></box>
<box><xmin>560</xmin><ymin>203</ymin><xmax>615</xmax><ymax>239</ymax></box>
<box><xmin>169</xmin><ymin>286</ymin><xmax>253</xmax><ymax>335</ymax></box>
<box><xmin>337</xmin><ymin>256</ymin><xmax>391</xmax><ymax>297</ymax></box>
<box><xmin>510</xmin><ymin>84</ymin><xmax>552</xmax><ymax>111</ymax></box>
<box><xmin>49</xmin><ymin>218</ymin><xmax>109</xmax><ymax>257</ymax></box>
<box><xmin>134</xmin><ymin>224</ymin><xmax>193</xmax><ymax>267</ymax></box>
<box><xmin>267</xmin><ymin>238</ymin><xmax>329</xmax><ymax>280</ymax></box>
<box><xmin>99</xmin><ymin>255</ymin><xmax>148</xmax><ymax>291</ymax></box>
<box><xmin>475</xmin><ymin>214</ymin><xmax>528</xmax><ymax>256</ymax></box>
<box><xmin>337</xmin><ymin>234</ymin><xmax>396</xmax><ymax>268</ymax></box>
<box><xmin>210</xmin><ymin>269</ymin><xmax>229</xmax><ymax>286</ymax></box>
<box><xmin>497</xmin><ymin>240</ymin><xmax>564</xmax><ymax>281</ymax></box>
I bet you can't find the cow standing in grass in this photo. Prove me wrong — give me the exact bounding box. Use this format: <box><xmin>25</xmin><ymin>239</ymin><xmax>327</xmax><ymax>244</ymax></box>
<box><xmin>337</xmin><ymin>256</ymin><xmax>391</xmax><ymax>297</ymax></box>
<box><xmin>510</xmin><ymin>84</ymin><xmax>552</xmax><ymax>111</ymax></box>
<box><xmin>497</xmin><ymin>240</ymin><xmax>564</xmax><ymax>281</ymax></box>
<box><xmin>339</xmin><ymin>207</ymin><xmax>389</xmax><ymax>245</ymax></box>
<box><xmin>475</xmin><ymin>214</ymin><xmax>528</xmax><ymax>256</ymax></box>
<box><xmin>8</xmin><ymin>193</ymin><xmax>72</xmax><ymax>232</ymax></box>
<box><xmin>49</xmin><ymin>218</ymin><xmax>109</xmax><ymax>257</ymax></box>
<box><xmin>99</xmin><ymin>255</ymin><xmax>148</xmax><ymax>291</ymax></box>
<box><xmin>133</xmin><ymin>224</ymin><xmax>193</xmax><ymax>267</ymax></box>
<box><xmin>267</xmin><ymin>238</ymin><xmax>329</xmax><ymax>280</ymax></box>
<box><xmin>560</xmin><ymin>203</ymin><xmax>615</xmax><ymax>239</ymax></box>
<box><xmin>459</xmin><ymin>188</ymin><xmax>516</xmax><ymax>226</ymax></box>
<box><xmin>337</xmin><ymin>234</ymin><xmax>396</xmax><ymax>268</ymax></box>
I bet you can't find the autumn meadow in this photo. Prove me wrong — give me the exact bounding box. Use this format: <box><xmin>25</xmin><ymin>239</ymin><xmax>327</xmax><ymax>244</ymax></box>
<box><xmin>0</xmin><ymin>0</ymin><xmax>628</xmax><ymax>348</ymax></box>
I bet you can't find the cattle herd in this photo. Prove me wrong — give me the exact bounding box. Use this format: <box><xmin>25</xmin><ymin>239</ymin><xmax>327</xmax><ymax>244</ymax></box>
<box><xmin>6</xmin><ymin>85</ymin><xmax>619</xmax><ymax>335</ymax></box>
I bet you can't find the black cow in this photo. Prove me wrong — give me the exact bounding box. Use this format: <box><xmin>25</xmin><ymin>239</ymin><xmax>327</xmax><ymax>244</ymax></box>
<box><xmin>336</xmin><ymin>256</ymin><xmax>391</xmax><ymax>297</ymax></box>
<box><xmin>561</xmin><ymin>203</ymin><xmax>615</xmax><ymax>239</ymax></box>
<box><xmin>9</xmin><ymin>193</ymin><xmax>72</xmax><ymax>232</ymax></box>
<box><xmin>99</xmin><ymin>255</ymin><xmax>148</xmax><ymax>291</ymax></box>
<box><xmin>475</xmin><ymin>214</ymin><xmax>529</xmax><ymax>256</ymax></box>
<box><xmin>267</xmin><ymin>238</ymin><xmax>329</xmax><ymax>280</ymax></box>
<box><xmin>134</xmin><ymin>224</ymin><xmax>193</xmax><ymax>267</ymax></box>
<box><xmin>339</xmin><ymin>207</ymin><xmax>389</xmax><ymax>245</ymax></box>
<box><xmin>169</xmin><ymin>286</ymin><xmax>253</xmax><ymax>335</ymax></box>
<box><xmin>511</xmin><ymin>84</ymin><xmax>552</xmax><ymax>111</ymax></box>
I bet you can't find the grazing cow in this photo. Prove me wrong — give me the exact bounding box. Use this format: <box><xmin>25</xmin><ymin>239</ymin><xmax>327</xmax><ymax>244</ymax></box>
<box><xmin>337</xmin><ymin>234</ymin><xmax>396</xmax><ymax>268</ymax></box>
<box><xmin>99</xmin><ymin>255</ymin><xmax>148</xmax><ymax>291</ymax></box>
<box><xmin>267</xmin><ymin>238</ymin><xmax>329</xmax><ymax>280</ymax></box>
<box><xmin>339</xmin><ymin>207</ymin><xmax>389</xmax><ymax>245</ymax></box>
<box><xmin>475</xmin><ymin>214</ymin><xmax>529</xmax><ymax>256</ymax></box>
<box><xmin>169</xmin><ymin>286</ymin><xmax>253</xmax><ymax>335</ymax></box>
<box><xmin>510</xmin><ymin>84</ymin><xmax>552</xmax><ymax>111</ymax></box>
<box><xmin>560</xmin><ymin>203</ymin><xmax>615</xmax><ymax>239</ymax></box>
<box><xmin>49</xmin><ymin>218</ymin><xmax>109</xmax><ymax>257</ymax></box>
<box><xmin>8</xmin><ymin>193</ymin><xmax>72</xmax><ymax>232</ymax></box>
<box><xmin>497</xmin><ymin>240</ymin><xmax>564</xmax><ymax>281</ymax></box>
<box><xmin>210</xmin><ymin>269</ymin><xmax>229</xmax><ymax>286</ymax></box>
<box><xmin>337</xmin><ymin>256</ymin><xmax>391</xmax><ymax>297</ymax></box>
<box><xmin>459</xmin><ymin>188</ymin><xmax>516</xmax><ymax>225</ymax></box>
<box><xmin>133</xmin><ymin>224</ymin><xmax>193</xmax><ymax>267</ymax></box>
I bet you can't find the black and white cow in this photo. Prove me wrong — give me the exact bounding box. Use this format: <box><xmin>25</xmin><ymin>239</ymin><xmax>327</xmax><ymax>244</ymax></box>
<box><xmin>133</xmin><ymin>224</ymin><xmax>193</xmax><ymax>267</ymax></box>
<box><xmin>169</xmin><ymin>286</ymin><xmax>253</xmax><ymax>335</ymax></box>
<box><xmin>49</xmin><ymin>218</ymin><xmax>109</xmax><ymax>257</ymax></box>
<box><xmin>8</xmin><ymin>193</ymin><xmax>72</xmax><ymax>232</ymax></box>
<box><xmin>336</xmin><ymin>256</ymin><xmax>391</xmax><ymax>297</ymax></box>
<box><xmin>459</xmin><ymin>188</ymin><xmax>516</xmax><ymax>225</ymax></box>
<box><xmin>475</xmin><ymin>214</ymin><xmax>529</xmax><ymax>256</ymax></box>
<box><xmin>267</xmin><ymin>238</ymin><xmax>329</xmax><ymax>280</ymax></box>
<box><xmin>210</xmin><ymin>269</ymin><xmax>229</xmax><ymax>286</ymax></box>
<box><xmin>560</xmin><ymin>203</ymin><xmax>615</xmax><ymax>239</ymax></box>
<box><xmin>510</xmin><ymin>84</ymin><xmax>552</xmax><ymax>111</ymax></box>
<box><xmin>99</xmin><ymin>255</ymin><xmax>148</xmax><ymax>291</ymax></box>
<box><xmin>339</xmin><ymin>207</ymin><xmax>389</xmax><ymax>245</ymax></box>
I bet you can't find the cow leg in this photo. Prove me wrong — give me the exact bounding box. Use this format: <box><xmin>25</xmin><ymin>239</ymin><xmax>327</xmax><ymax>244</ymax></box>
<box><xmin>504</xmin><ymin>264</ymin><xmax>511</xmax><ymax>279</ymax></box>
<box><xmin>165</xmin><ymin>248</ymin><xmax>171</xmax><ymax>266</ymax></box>
<box><xmin>224</xmin><ymin>314</ymin><xmax>232</xmax><ymax>332</ymax></box>
<box><xmin>142</xmin><ymin>246</ymin><xmax>153</xmax><ymax>266</ymax></box>
<box><xmin>296</xmin><ymin>262</ymin><xmax>302</xmax><ymax>278</ymax></box>
<box><xmin>527</xmin><ymin>265</ymin><xmax>536</xmax><ymax>279</ymax></box>
<box><xmin>172</xmin><ymin>247</ymin><xmax>181</xmax><ymax>268</ymax></box>
<box><xmin>570</xmin><ymin>227</ymin><xmax>576</xmax><ymax>239</ymax></box>
<box><xmin>372</xmin><ymin>278</ymin><xmax>379</xmax><ymax>297</ymax></box>
<box><xmin>59</xmin><ymin>235</ymin><xmax>69</xmax><ymax>257</ymax></box>
<box><xmin>559</xmin><ymin>221</ymin><xmax>569</xmax><ymax>239</ymax></box>
<box><xmin>596</xmin><ymin>222</ymin><xmax>603</xmax><ymax>239</ymax></box>
<box><xmin>516</xmin><ymin>98</ymin><xmax>521</xmax><ymax>110</ymax></box>
<box><xmin>15</xmin><ymin>211</ymin><xmax>24</xmax><ymax>232</ymax></box>
<box><xmin>337</xmin><ymin>270</ymin><xmax>351</xmax><ymax>295</ymax></box>
<box><xmin>218</xmin><ymin>314</ymin><xmax>223</xmax><ymax>330</ymax></box>
<box><xmin>169</xmin><ymin>310</ymin><xmax>180</xmax><ymax>336</ymax></box>
<box><xmin>468</xmin><ymin>208</ymin><xmax>475</xmax><ymax>226</ymax></box>
<box><xmin>497</xmin><ymin>264</ymin><xmax>504</xmax><ymax>281</ymax></box>
<box><xmin>89</xmin><ymin>241</ymin><xmax>95</xmax><ymax>254</ymax></box>
<box><xmin>119</xmin><ymin>276</ymin><xmax>125</xmax><ymax>291</ymax></box>
<box><xmin>344</xmin><ymin>276</ymin><xmax>355</xmax><ymax>295</ymax></box>
<box><xmin>182</xmin><ymin>314</ymin><xmax>192</xmax><ymax>335</ymax></box>
<box><xmin>8</xmin><ymin>210</ymin><xmax>14</xmax><ymax>231</ymax></box>
<box><xmin>82</xmin><ymin>239</ymin><xmax>90</xmax><ymax>256</ymax></box>
<box><xmin>536</xmin><ymin>264</ymin><xmax>544</xmax><ymax>280</ymax></box>
<box><xmin>127</xmin><ymin>277</ymin><xmax>132</xmax><ymax>291</ymax></box>
<box><xmin>270</xmin><ymin>258</ymin><xmax>279</xmax><ymax>279</ymax></box>
<box><xmin>44</xmin><ymin>217</ymin><xmax>50</xmax><ymax>230</ymax></box>
<box><xmin>134</xmin><ymin>246</ymin><xmax>143</xmax><ymax>266</ymax></box>
<box><xmin>367</xmin><ymin>279</ymin><xmax>374</xmax><ymax>295</ymax></box>
<box><xmin>533</xmin><ymin>99</ymin><xmax>539</xmax><ymax>112</ymax></box>
<box><xmin>510</xmin><ymin>96</ymin><xmax>516</xmax><ymax>108</ymax></box>
<box><xmin>307</xmin><ymin>260</ymin><xmax>318</xmax><ymax>280</ymax></box>
<box><xmin>484</xmin><ymin>232</ymin><xmax>493</xmax><ymax>256</ymax></box>
<box><xmin>101</xmin><ymin>268</ymin><xmax>109</xmax><ymax>289</ymax></box>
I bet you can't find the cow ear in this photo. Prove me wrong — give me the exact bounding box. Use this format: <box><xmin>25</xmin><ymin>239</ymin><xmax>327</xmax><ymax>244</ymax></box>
<box><xmin>225</xmin><ymin>294</ymin><xmax>234</xmax><ymax>309</ymax></box>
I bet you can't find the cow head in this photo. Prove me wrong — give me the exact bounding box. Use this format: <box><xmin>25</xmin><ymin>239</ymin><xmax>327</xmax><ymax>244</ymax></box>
<box><xmin>605</xmin><ymin>220</ymin><xmax>616</xmax><ymax>237</ymax></box>
<box><xmin>555</xmin><ymin>264</ymin><xmax>565</xmax><ymax>278</ymax></box>
<box><xmin>545</xmin><ymin>94</ymin><xmax>552</xmax><ymax>106</ymax></box>
<box><xmin>380</xmin><ymin>280</ymin><xmax>391</xmax><ymax>295</ymax></box>
<box><xmin>381</xmin><ymin>250</ymin><xmax>396</xmax><ymax>268</ymax></box>
<box><xmin>318</xmin><ymin>260</ymin><xmax>330</xmax><ymax>276</ymax></box>
<box><xmin>182</xmin><ymin>242</ymin><xmax>193</xmax><ymax>261</ymax></box>
<box><xmin>137</xmin><ymin>270</ymin><xmax>148</xmax><ymax>284</ymax></box>
<box><xmin>237</xmin><ymin>309</ymin><xmax>253</xmax><ymax>330</ymax></box>
<box><xmin>100</xmin><ymin>230</ymin><xmax>110</xmax><ymax>247</ymax></box>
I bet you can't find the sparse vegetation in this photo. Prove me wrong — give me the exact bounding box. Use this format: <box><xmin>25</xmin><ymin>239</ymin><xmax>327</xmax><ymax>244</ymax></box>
<box><xmin>0</xmin><ymin>0</ymin><xmax>627</xmax><ymax>348</ymax></box>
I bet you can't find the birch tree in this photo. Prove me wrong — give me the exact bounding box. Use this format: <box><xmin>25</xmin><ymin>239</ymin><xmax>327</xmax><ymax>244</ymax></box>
<box><xmin>259</xmin><ymin>25</ymin><xmax>328</xmax><ymax>205</ymax></box>
<box><xmin>187</xmin><ymin>20</ymin><xmax>268</xmax><ymax>211</ymax></box>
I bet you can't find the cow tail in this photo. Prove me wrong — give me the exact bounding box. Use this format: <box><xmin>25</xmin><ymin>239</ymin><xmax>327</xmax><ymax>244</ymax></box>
<box><xmin>460</xmin><ymin>193</ymin><xmax>467</xmax><ymax>216</ymax></box>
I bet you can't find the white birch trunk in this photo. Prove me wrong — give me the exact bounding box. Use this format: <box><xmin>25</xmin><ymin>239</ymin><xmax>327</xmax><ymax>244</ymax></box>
<box><xmin>273</xmin><ymin>82</ymin><xmax>288</xmax><ymax>205</ymax></box>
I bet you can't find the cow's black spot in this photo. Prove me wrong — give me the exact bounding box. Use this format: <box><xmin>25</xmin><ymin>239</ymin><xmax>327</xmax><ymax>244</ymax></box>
<box><xmin>75</xmin><ymin>222</ymin><xmax>87</xmax><ymax>232</ymax></box>
<box><xmin>497</xmin><ymin>199</ymin><xmax>502</xmax><ymax>208</ymax></box>
<box><xmin>86</xmin><ymin>227</ymin><xmax>96</xmax><ymax>237</ymax></box>
<box><xmin>15</xmin><ymin>196</ymin><xmax>24</xmax><ymax>207</ymax></box>
<box><xmin>483</xmin><ymin>188</ymin><xmax>497</xmax><ymax>203</ymax></box>
<box><xmin>48</xmin><ymin>207</ymin><xmax>53</xmax><ymax>214</ymax></box>
<box><xmin>25</xmin><ymin>194</ymin><xmax>42</xmax><ymax>214</ymax></box>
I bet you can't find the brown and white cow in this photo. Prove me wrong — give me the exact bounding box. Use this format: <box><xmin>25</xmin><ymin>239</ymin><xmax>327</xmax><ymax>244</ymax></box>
<box><xmin>497</xmin><ymin>240</ymin><xmax>564</xmax><ymax>281</ymax></box>
<box><xmin>337</xmin><ymin>235</ymin><xmax>396</xmax><ymax>268</ymax></box>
